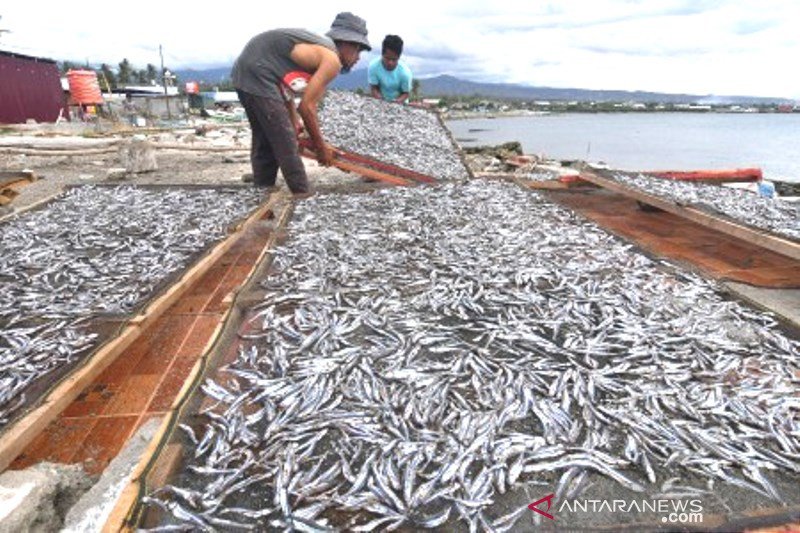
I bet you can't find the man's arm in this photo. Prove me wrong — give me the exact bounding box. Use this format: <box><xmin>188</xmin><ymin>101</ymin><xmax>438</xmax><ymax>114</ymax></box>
<box><xmin>290</xmin><ymin>43</ymin><xmax>341</xmax><ymax>166</ymax></box>
<box><xmin>368</xmin><ymin>60</ymin><xmax>382</xmax><ymax>99</ymax></box>
<box><xmin>396</xmin><ymin>67</ymin><xmax>412</xmax><ymax>103</ymax></box>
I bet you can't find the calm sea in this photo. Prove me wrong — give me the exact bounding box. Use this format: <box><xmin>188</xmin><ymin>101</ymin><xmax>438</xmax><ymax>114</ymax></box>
<box><xmin>446</xmin><ymin>113</ymin><xmax>800</xmax><ymax>183</ymax></box>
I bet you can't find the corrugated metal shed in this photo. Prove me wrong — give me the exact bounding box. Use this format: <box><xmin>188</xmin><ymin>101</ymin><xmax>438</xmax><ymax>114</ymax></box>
<box><xmin>0</xmin><ymin>50</ymin><xmax>65</xmax><ymax>124</ymax></box>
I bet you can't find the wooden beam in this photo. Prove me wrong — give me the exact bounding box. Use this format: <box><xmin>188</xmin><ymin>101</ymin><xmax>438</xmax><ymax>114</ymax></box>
<box><xmin>0</xmin><ymin>191</ymin><xmax>63</xmax><ymax>223</ymax></box>
<box><xmin>300</xmin><ymin>147</ymin><xmax>414</xmax><ymax>186</ymax></box>
<box><xmin>0</xmin><ymin>195</ymin><xmax>279</xmax><ymax>473</ymax></box>
<box><xmin>579</xmin><ymin>170</ymin><xmax>800</xmax><ymax>261</ymax></box>
<box><xmin>0</xmin><ymin>170</ymin><xmax>37</xmax><ymax>189</ymax></box>
<box><xmin>332</xmin><ymin>149</ymin><xmax>437</xmax><ymax>184</ymax></box>
<box><xmin>477</xmin><ymin>172</ymin><xmax>594</xmax><ymax>190</ymax></box>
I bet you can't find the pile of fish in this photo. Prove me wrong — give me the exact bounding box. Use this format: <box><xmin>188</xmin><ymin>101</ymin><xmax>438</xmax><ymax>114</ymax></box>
<box><xmin>0</xmin><ymin>185</ymin><xmax>262</xmax><ymax>428</ymax></box>
<box><xmin>146</xmin><ymin>180</ymin><xmax>799</xmax><ymax>531</ymax></box>
<box><xmin>609</xmin><ymin>172</ymin><xmax>800</xmax><ymax>241</ymax></box>
<box><xmin>318</xmin><ymin>91</ymin><xmax>470</xmax><ymax>181</ymax></box>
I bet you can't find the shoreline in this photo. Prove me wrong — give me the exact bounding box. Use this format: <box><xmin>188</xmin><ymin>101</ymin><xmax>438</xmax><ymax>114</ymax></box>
<box><xmin>445</xmin><ymin>113</ymin><xmax>800</xmax><ymax>184</ymax></box>
<box><xmin>443</xmin><ymin>108</ymin><xmax>800</xmax><ymax>120</ymax></box>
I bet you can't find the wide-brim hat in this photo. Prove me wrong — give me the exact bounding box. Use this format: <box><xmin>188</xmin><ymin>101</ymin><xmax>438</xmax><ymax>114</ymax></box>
<box><xmin>326</xmin><ymin>12</ymin><xmax>371</xmax><ymax>51</ymax></box>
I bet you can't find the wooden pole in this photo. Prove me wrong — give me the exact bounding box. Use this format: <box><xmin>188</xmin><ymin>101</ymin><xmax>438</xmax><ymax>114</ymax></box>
<box><xmin>159</xmin><ymin>45</ymin><xmax>172</xmax><ymax>120</ymax></box>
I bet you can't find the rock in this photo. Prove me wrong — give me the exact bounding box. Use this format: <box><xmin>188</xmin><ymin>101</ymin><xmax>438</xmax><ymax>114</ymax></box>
<box><xmin>463</xmin><ymin>141</ymin><xmax>523</xmax><ymax>159</ymax></box>
<box><xmin>106</xmin><ymin>168</ymin><xmax>129</xmax><ymax>180</ymax></box>
<box><xmin>118</xmin><ymin>140</ymin><xmax>158</xmax><ymax>174</ymax></box>
<box><xmin>774</xmin><ymin>179</ymin><xmax>800</xmax><ymax>197</ymax></box>
<box><xmin>0</xmin><ymin>462</ymin><xmax>92</xmax><ymax>532</ymax></box>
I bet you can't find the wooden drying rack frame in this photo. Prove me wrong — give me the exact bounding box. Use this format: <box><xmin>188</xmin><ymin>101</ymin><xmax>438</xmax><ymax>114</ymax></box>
<box><xmin>298</xmin><ymin>138</ymin><xmax>438</xmax><ymax>186</ymax></box>
<box><xmin>578</xmin><ymin>170</ymin><xmax>800</xmax><ymax>261</ymax></box>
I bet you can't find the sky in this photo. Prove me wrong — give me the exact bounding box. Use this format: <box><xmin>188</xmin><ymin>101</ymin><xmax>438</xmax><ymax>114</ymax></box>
<box><xmin>1</xmin><ymin>1</ymin><xmax>798</xmax><ymax>99</ymax></box>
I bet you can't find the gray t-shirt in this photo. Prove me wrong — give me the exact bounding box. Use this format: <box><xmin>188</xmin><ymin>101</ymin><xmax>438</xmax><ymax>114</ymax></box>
<box><xmin>231</xmin><ymin>28</ymin><xmax>336</xmax><ymax>100</ymax></box>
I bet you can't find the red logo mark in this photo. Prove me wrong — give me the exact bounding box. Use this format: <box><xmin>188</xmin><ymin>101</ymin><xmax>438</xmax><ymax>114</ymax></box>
<box><xmin>528</xmin><ymin>493</ymin><xmax>556</xmax><ymax>520</ymax></box>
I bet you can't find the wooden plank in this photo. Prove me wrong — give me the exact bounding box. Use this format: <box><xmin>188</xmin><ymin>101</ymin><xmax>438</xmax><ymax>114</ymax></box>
<box><xmin>300</xmin><ymin>147</ymin><xmax>413</xmax><ymax>186</ymax></box>
<box><xmin>0</xmin><ymin>190</ymin><xmax>63</xmax><ymax>223</ymax></box>
<box><xmin>299</xmin><ymin>139</ymin><xmax>437</xmax><ymax>184</ymax></box>
<box><xmin>0</xmin><ymin>170</ymin><xmax>37</xmax><ymax>189</ymax></box>
<box><xmin>332</xmin><ymin>159</ymin><xmax>414</xmax><ymax>186</ymax></box>
<box><xmin>332</xmin><ymin>149</ymin><xmax>438</xmax><ymax>184</ymax></box>
<box><xmin>650</xmin><ymin>167</ymin><xmax>762</xmax><ymax>183</ymax></box>
<box><xmin>477</xmin><ymin>172</ymin><xmax>591</xmax><ymax>190</ymax></box>
<box><xmin>104</xmin><ymin>441</ymin><xmax>184</xmax><ymax>532</ymax></box>
<box><xmin>101</xmin><ymin>200</ymin><xmax>294</xmax><ymax>532</ymax></box>
<box><xmin>0</xmin><ymin>146</ymin><xmax>118</xmax><ymax>156</ymax></box>
<box><xmin>0</xmin><ymin>195</ymin><xmax>278</xmax><ymax>473</ymax></box>
<box><xmin>579</xmin><ymin>170</ymin><xmax>800</xmax><ymax>261</ymax></box>
<box><xmin>0</xmin><ymin>188</ymin><xmax>20</xmax><ymax>200</ymax></box>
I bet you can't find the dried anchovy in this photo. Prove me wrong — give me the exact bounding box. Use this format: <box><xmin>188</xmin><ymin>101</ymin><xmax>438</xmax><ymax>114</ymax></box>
<box><xmin>319</xmin><ymin>90</ymin><xmax>470</xmax><ymax>181</ymax></box>
<box><xmin>0</xmin><ymin>185</ymin><xmax>263</xmax><ymax>428</ymax></box>
<box><xmin>148</xmin><ymin>180</ymin><xmax>799</xmax><ymax>531</ymax></box>
<box><xmin>609</xmin><ymin>172</ymin><xmax>800</xmax><ymax>241</ymax></box>
<box><xmin>518</xmin><ymin>170</ymin><xmax>561</xmax><ymax>182</ymax></box>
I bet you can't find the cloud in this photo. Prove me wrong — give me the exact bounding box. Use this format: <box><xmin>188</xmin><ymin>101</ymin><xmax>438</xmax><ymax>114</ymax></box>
<box><xmin>1</xmin><ymin>0</ymin><xmax>797</xmax><ymax>98</ymax></box>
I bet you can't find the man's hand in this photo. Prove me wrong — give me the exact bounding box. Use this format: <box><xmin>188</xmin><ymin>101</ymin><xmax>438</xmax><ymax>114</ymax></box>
<box><xmin>316</xmin><ymin>144</ymin><xmax>334</xmax><ymax>167</ymax></box>
<box><xmin>294</xmin><ymin>119</ymin><xmax>305</xmax><ymax>137</ymax></box>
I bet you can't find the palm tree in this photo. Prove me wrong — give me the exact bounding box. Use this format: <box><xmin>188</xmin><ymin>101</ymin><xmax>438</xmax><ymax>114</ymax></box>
<box><xmin>99</xmin><ymin>63</ymin><xmax>117</xmax><ymax>90</ymax></box>
<box><xmin>146</xmin><ymin>63</ymin><xmax>158</xmax><ymax>84</ymax></box>
<box><xmin>118</xmin><ymin>58</ymin><xmax>132</xmax><ymax>85</ymax></box>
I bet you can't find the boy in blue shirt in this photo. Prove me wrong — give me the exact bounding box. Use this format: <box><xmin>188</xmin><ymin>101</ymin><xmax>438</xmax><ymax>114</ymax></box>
<box><xmin>368</xmin><ymin>35</ymin><xmax>412</xmax><ymax>103</ymax></box>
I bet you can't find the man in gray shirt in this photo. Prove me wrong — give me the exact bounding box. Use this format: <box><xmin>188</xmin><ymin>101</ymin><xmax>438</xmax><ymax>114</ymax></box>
<box><xmin>232</xmin><ymin>13</ymin><xmax>371</xmax><ymax>195</ymax></box>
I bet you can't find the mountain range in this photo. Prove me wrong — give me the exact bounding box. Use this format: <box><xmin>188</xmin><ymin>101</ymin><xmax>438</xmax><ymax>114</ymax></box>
<box><xmin>174</xmin><ymin>66</ymin><xmax>791</xmax><ymax>105</ymax></box>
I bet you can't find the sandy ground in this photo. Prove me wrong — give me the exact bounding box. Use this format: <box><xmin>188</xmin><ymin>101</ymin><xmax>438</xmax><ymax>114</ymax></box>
<box><xmin>0</xmin><ymin>123</ymin><xmax>386</xmax><ymax>217</ymax></box>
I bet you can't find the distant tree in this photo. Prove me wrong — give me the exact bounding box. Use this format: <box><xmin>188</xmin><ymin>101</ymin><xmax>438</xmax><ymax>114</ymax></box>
<box><xmin>98</xmin><ymin>63</ymin><xmax>117</xmax><ymax>90</ymax></box>
<box><xmin>146</xmin><ymin>63</ymin><xmax>158</xmax><ymax>84</ymax></box>
<box><xmin>411</xmin><ymin>79</ymin><xmax>421</xmax><ymax>100</ymax></box>
<box><xmin>118</xmin><ymin>58</ymin><xmax>132</xmax><ymax>85</ymax></box>
<box><xmin>136</xmin><ymin>69</ymin><xmax>148</xmax><ymax>84</ymax></box>
<box><xmin>59</xmin><ymin>60</ymin><xmax>80</xmax><ymax>74</ymax></box>
<box><xmin>198</xmin><ymin>77</ymin><xmax>234</xmax><ymax>91</ymax></box>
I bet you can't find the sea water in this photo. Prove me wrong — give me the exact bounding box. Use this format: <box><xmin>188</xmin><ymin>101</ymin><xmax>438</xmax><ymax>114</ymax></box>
<box><xmin>447</xmin><ymin>112</ymin><xmax>800</xmax><ymax>183</ymax></box>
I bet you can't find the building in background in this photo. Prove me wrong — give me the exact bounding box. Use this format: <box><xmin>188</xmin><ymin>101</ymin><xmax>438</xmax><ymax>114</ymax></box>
<box><xmin>0</xmin><ymin>50</ymin><xmax>66</xmax><ymax>123</ymax></box>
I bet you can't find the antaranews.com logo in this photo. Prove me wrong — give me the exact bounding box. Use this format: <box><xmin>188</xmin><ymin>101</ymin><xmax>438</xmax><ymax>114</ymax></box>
<box><xmin>529</xmin><ymin>494</ymin><xmax>704</xmax><ymax>525</ymax></box>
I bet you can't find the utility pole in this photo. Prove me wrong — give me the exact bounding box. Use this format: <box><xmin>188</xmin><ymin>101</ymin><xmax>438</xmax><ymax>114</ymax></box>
<box><xmin>159</xmin><ymin>44</ymin><xmax>172</xmax><ymax>119</ymax></box>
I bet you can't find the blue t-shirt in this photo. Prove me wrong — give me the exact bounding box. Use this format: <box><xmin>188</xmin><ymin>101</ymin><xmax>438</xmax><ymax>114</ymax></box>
<box><xmin>367</xmin><ymin>58</ymin><xmax>412</xmax><ymax>101</ymax></box>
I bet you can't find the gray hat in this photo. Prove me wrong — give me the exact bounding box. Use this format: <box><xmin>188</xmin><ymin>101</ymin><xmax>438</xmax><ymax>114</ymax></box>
<box><xmin>326</xmin><ymin>12</ymin><xmax>371</xmax><ymax>51</ymax></box>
